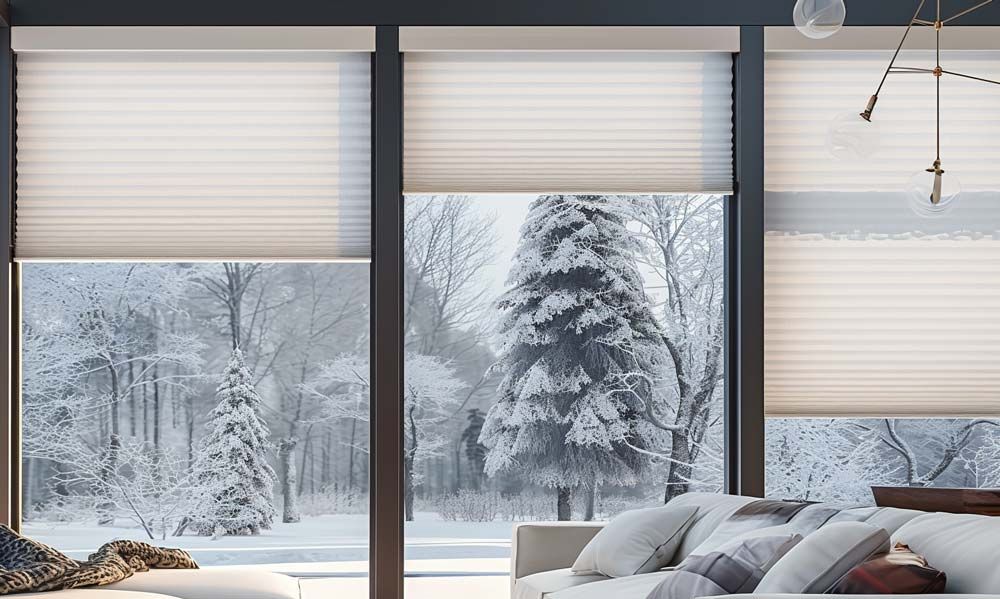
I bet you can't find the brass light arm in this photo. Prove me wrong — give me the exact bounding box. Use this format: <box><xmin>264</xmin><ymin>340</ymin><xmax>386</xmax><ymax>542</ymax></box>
<box><xmin>941</xmin><ymin>69</ymin><xmax>1000</xmax><ymax>86</ymax></box>
<box><xmin>942</xmin><ymin>0</ymin><xmax>994</xmax><ymax>24</ymax></box>
<box><xmin>861</xmin><ymin>0</ymin><xmax>929</xmax><ymax>120</ymax></box>
<box><xmin>888</xmin><ymin>66</ymin><xmax>937</xmax><ymax>73</ymax></box>
<box><xmin>912</xmin><ymin>18</ymin><xmax>938</xmax><ymax>25</ymax></box>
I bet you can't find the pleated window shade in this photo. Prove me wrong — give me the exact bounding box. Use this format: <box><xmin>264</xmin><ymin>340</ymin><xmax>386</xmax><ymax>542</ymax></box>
<box><xmin>403</xmin><ymin>52</ymin><xmax>734</xmax><ymax>195</ymax></box>
<box><xmin>764</xmin><ymin>50</ymin><xmax>1000</xmax><ymax>417</ymax></box>
<box><xmin>14</xmin><ymin>52</ymin><xmax>371</xmax><ymax>261</ymax></box>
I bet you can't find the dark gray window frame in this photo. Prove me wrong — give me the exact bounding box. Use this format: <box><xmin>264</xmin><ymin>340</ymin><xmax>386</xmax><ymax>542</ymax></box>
<box><xmin>4</xmin><ymin>4</ymin><xmax>1000</xmax><ymax>599</ymax></box>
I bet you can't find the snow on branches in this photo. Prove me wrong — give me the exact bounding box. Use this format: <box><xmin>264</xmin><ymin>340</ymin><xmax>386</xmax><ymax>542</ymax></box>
<box><xmin>188</xmin><ymin>348</ymin><xmax>277</xmax><ymax>536</ymax></box>
<box><xmin>480</xmin><ymin>195</ymin><xmax>666</xmax><ymax>517</ymax></box>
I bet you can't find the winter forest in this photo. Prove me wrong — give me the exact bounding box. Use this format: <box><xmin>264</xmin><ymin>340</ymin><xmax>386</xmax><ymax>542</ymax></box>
<box><xmin>21</xmin><ymin>193</ymin><xmax>1000</xmax><ymax>567</ymax></box>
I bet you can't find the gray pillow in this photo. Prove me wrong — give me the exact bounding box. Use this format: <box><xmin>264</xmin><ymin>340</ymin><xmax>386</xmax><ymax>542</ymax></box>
<box><xmin>572</xmin><ymin>505</ymin><xmax>698</xmax><ymax>578</ymax></box>
<box><xmin>756</xmin><ymin>521</ymin><xmax>890</xmax><ymax>594</ymax></box>
<box><xmin>645</xmin><ymin>532</ymin><xmax>803</xmax><ymax>599</ymax></box>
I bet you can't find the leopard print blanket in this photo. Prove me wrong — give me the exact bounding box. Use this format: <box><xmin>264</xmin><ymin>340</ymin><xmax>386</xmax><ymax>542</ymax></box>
<box><xmin>0</xmin><ymin>524</ymin><xmax>197</xmax><ymax>595</ymax></box>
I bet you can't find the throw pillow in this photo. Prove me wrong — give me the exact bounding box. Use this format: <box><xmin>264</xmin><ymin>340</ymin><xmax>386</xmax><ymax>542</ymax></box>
<box><xmin>645</xmin><ymin>532</ymin><xmax>803</xmax><ymax>599</ymax></box>
<box><xmin>828</xmin><ymin>542</ymin><xmax>947</xmax><ymax>594</ymax></box>
<box><xmin>755</xmin><ymin>521</ymin><xmax>890</xmax><ymax>594</ymax></box>
<box><xmin>572</xmin><ymin>505</ymin><xmax>698</xmax><ymax>578</ymax></box>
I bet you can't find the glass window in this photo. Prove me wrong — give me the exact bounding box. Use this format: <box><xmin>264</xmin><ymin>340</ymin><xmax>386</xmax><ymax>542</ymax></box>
<box><xmin>21</xmin><ymin>262</ymin><xmax>370</xmax><ymax>576</ymax></box>
<box><xmin>766</xmin><ymin>418</ymin><xmax>1000</xmax><ymax>503</ymax></box>
<box><xmin>401</xmin><ymin>193</ymin><xmax>726</xmax><ymax>582</ymax></box>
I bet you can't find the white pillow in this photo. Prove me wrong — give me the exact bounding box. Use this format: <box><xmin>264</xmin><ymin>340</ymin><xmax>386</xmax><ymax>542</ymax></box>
<box><xmin>755</xmin><ymin>521</ymin><xmax>890</xmax><ymax>594</ymax></box>
<box><xmin>572</xmin><ymin>505</ymin><xmax>698</xmax><ymax>578</ymax></box>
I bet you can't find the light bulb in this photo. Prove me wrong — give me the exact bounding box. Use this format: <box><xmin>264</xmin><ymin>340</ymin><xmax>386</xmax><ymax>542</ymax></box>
<box><xmin>907</xmin><ymin>164</ymin><xmax>961</xmax><ymax>217</ymax></box>
<box><xmin>793</xmin><ymin>0</ymin><xmax>847</xmax><ymax>39</ymax></box>
<box><xmin>826</xmin><ymin>112</ymin><xmax>881</xmax><ymax>162</ymax></box>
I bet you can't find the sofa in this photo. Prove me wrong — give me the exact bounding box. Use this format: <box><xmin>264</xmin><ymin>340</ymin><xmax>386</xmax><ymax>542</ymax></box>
<box><xmin>19</xmin><ymin>568</ymin><xmax>302</xmax><ymax>599</ymax></box>
<box><xmin>511</xmin><ymin>492</ymin><xmax>1000</xmax><ymax>599</ymax></box>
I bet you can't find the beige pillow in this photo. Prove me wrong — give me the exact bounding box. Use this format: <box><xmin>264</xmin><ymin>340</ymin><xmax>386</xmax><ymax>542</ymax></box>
<box><xmin>572</xmin><ymin>505</ymin><xmax>698</xmax><ymax>578</ymax></box>
<box><xmin>756</xmin><ymin>521</ymin><xmax>890</xmax><ymax>594</ymax></box>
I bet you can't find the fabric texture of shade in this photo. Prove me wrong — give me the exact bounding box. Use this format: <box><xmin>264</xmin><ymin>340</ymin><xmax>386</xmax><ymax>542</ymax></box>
<box><xmin>765</xmin><ymin>50</ymin><xmax>1000</xmax><ymax>194</ymax></box>
<box><xmin>15</xmin><ymin>51</ymin><xmax>371</xmax><ymax>261</ymax></box>
<box><xmin>764</xmin><ymin>50</ymin><xmax>1000</xmax><ymax>417</ymax></box>
<box><xmin>403</xmin><ymin>52</ymin><xmax>733</xmax><ymax>195</ymax></box>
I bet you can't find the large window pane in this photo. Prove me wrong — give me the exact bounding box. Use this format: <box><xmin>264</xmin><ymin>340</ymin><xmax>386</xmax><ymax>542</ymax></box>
<box><xmin>401</xmin><ymin>194</ymin><xmax>726</xmax><ymax>586</ymax></box>
<box><xmin>766</xmin><ymin>418</ymin><xmax>1000</xmax><ymax>503</ymax></box>
<box><xmin>21</xmin><ymin>263</ymin><xmax>369</xmax><ymax>580</ymax></box>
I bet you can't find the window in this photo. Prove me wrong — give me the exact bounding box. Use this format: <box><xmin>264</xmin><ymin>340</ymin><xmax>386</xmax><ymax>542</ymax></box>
<box><xmin>15</xmin><ymin>32</ymin><xmax>374</xmax><ymax>587</ymax></box>
<box><xmin>21</xmin><ymin>262</ymin><xmax>371</xmax><ymax>569</ymax></box>
<box><xmin>763</xmin><ymin>49</ymin><xmax>1000</xmax><ymax>502</ymax></box>
<box><xmin>400</xmin><ymin>40</ymin><xmax>734</xmax><ymax>585</ymax></box>
<box><xmin>401</xmin><ymin>193</ymin><xmax>726</xmax><ymax>565</ymax></box>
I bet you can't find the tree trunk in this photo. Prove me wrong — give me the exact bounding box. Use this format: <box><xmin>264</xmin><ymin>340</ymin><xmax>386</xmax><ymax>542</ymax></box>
<box><xmin>278</xmin><ymin>438</ymin><xmax>300</xmax><ymax>523</ymax></box>
<box><xmin>403</xmin><ymin>449</ymin><xmax>416</xmax><ymax>522</ymax></box>
<box><xmin>404</xmin><ymin>405</ymin><xmax>418</xmax><ymax>522</ymax></box>
<box><xmin>664</xmin><ymin>431</ymin><xmax>693</xmax><ymax>503</ymax></box>
<box><xmin>556</xmin><ymin>487</ymin><xmax>572</xmax><ymax>521</ymax></box>
<box><xmin>583</xmin><ymin>484</ymin><xmax>596</xmax><ymax>521</ymax></box>
<box><xmin>128</xmin><ymin>359</ymin><xmax>137</xmax><ymax>437</ymax></box>
<box><xmin>347</xmin><ymin>418</ymin><xmax>357</xmax><ymax>491</ymax></box>
<box><xmin>96</xmin><ymin>433</ymin><xmax>121</xmax><ymax>526</ymax></box>
<box><xmin>152</xmin><ymin>365</ymin><xmax>161</xmax><ymax>451</ymax></box>
<box><xmin>185</xmin><ymin>395</ymin><xmax>195</xmax><ymax>471</ymax></box>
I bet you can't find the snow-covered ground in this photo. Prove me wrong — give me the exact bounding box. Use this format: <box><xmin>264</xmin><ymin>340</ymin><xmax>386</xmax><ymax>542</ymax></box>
<box><xmin>26</xmin><ymin>512</ymin><xmax>516</xmax><ymax>599</ymax></box>
<box><xmin>24</xmin><ymin>512</ymin><xmax>515</xmax><ymax>572</ymax></box>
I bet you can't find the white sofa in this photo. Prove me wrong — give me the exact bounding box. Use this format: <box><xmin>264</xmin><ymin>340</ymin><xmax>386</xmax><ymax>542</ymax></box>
<box><xmin>511</xmin><ymin>492</ymin><xmax>1000</xmax><ymax>599</ymax></box>
<box><xmin>18</xmin><ymin>568</ymin><xmax>301</xmax><ymax>599</ymax></box>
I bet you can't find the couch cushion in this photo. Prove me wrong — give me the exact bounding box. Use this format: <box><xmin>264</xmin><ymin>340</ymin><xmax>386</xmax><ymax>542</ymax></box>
<box><xmin>513</xmin><ymin>568</ymin><xmax>607</xmax><ymax>599</ymax></box>
<box><xmin>102</xmin><ymin>568</ymin><xmax>300</xmax><ymax>599</ymax></box>
<box><xmin>756</xmin><ymin>521</ymin><xmax>890</xmax><ymax>594</ymax></box>
<box><xmin>862</xmin><ymin>507</ymin><xmax>926</xmax><ymax>535</ymax></box>
<box><xmin>18</xmin><ymin>592</ymin><xmax>178</xmax><ymax>599</ymax></box>
<box><xmin>891</xmin><ymin>512</ymin><xmax>1000</xmax><ymax>594</ymax></box>
<box><xmin>572</xmin><ymin>504</ymin><xmax>697</xmax><ymax>577</ymax></box>
<box><xmin>664</xmin><ymin>493</ymin><xmax>758</xmax><ymax>563</ymax></box>
<box><xmin>547</xmin><ymin>570</ymin><xmax>673</xmax><ymax>599</ymax></box>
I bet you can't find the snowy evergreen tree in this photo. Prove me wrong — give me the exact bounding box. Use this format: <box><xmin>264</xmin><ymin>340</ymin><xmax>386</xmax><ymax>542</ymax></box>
<box><xmin>480</xmin><ymin>195</ymin><xmax>665</xmax><ymax>519</ymax></box>
<box><xmin>189</xmin><ymin>348</ymin><xmax>277</xmax><ymax>536</ymax></box>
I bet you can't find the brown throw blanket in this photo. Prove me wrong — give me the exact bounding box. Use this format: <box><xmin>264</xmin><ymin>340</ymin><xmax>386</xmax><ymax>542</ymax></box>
<box><xmin>0</xmin><ymin>524</ymin><xmax>197</xmax><ymax>595</ymax></box>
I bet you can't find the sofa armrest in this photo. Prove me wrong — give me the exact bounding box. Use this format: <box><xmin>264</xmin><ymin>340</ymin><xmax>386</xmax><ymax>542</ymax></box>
<box><xmin>708</xmin><ymin>595</ymin><xmax>1000</xmax><ymax>599</ymax></box>
<box><xmin>511</xmin><ymin>521</ymin><xmax>605</xmax><ymax>584</ymax></box>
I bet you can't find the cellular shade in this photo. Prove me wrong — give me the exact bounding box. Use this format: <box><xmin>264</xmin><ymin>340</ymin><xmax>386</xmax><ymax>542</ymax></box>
<box><xmin>764</xmin><ymin>50</ymin><xmax>1000</xmax><ymax>418</ymax></box>
<box><xmin>403</xmin><ymin>52</ymin><xmax>734</xmax><ymax>195</ymax></box>
<box><xmin>14</xmin><ymin>51</ymin><xmax>371</xmax><ymax>261</ymax></box>
<box><xmin>765</xmin><ymin>51</ymin><xmax>1000</xmax><ymax>196</ymax></box>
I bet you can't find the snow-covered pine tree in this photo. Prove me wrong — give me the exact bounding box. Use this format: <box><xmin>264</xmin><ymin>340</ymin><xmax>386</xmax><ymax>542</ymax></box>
<box><xmin>480</xmin><ymin>195</ymin><xmax>665</xmax><ymax>519</ymax></box>
<box><xmin>190</xmin><ymin>348</ymin><xmax>277</xmax><ymax>536</ymax></box>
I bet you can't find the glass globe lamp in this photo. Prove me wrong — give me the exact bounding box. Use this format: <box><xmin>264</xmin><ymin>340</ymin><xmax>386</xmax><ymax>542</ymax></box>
<box><xmin>793</xmin><ymin>0</ymin><xmax>847</xmax><ymax>39</ymax></box>
<box><xmin>907</xmin><ymin>163</ymin><xmax>961</xmax><ymax>217</ymax></box>
<box><xmin>826</xmin><ymin>112</ymin><xmax>881</xmax><ymax>162</ymax></box>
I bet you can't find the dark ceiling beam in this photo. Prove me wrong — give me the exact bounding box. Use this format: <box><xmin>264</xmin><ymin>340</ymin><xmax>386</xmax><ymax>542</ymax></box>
<box><xmin>10</xmin><ymin>0</ymin><xmax>1000</xmax><ymax>27</ymax></box>
<box><xmin>0</xmin><ymin>0</ymin><xmax>9</xmax><ymax>28</ymax></box>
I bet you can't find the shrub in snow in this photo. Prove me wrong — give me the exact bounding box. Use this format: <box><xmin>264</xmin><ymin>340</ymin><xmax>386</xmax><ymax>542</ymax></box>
<box><xmin>188</xmin><ymin>348</ymin><xmax>277</xmax><ymax>536</ymax></box>
<box><xmin>297</xmin><ymin>487</ymin><xmax>369</xmax><ymax>517</ymax></box>
<box><xmin>480</xmin><ymin>195</ymin><xmax>664</xmax><ymax>520</ymax></box>
<box><xmin>435</xmin><ymin>490</ymin><xmax>502</xmax><ymax>522</ymax></box>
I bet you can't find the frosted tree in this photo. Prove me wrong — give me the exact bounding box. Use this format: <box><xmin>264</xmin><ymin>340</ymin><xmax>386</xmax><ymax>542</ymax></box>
<box><xmin>850</xmin><ymin>419</ymin><xmax>1000</xmax><ymax>487</ymax></box>
<box><xmin>188</xmin><ymin>348</ymin><xmax>277</xmax><ymax>536</ymax></box>
<box><xmin>766</xmin><ymin>419</ymin><xmax>895</xmax><ymax>503</ymax></box>
<box><xmin>964</xmin><ymin>432</ymin><xmax>1000</xmax><ymax>487</ymax></box>
<box><xmin>301</xmin><ymin>352</ymin><xmax>463</xmax><ymax>520</ymax></box>
<box><xmin>20</xmin><ymin>264</ymin><xmax>203</xmax><ymax>523</ymax></box>
<box><xmin>630</xmin><ymin>195</ymin><xmax>726</xmax><ymax>501</ymax></box>
<box><xmin>460</xmin><ymin>409</ymin><xmax>487</xmax><ymax>490</ymax></box>
<box><xmin>480</xmin><ymin>195</ymin><xmax>665</xmax><ymax>519</ymax></box>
